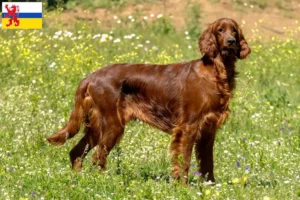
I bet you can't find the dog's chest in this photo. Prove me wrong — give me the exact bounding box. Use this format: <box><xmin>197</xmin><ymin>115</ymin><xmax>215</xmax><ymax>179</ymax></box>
<box><xmin>186</xmin><ymin>69</ymin><xmax>233</xmax><ymax>113</ymax></box>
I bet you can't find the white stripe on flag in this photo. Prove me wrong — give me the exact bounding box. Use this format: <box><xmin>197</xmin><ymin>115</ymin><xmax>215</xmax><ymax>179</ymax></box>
<box><xmin>2</xmin><ymin>2</ymin><xmax>42</xmax><ymax>13</ymax></box>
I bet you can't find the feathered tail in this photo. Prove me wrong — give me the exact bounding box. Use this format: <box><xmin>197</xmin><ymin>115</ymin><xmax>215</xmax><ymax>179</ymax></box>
<box><xmin>47</xmin><ymin>81</ymin><xmax>89</xmax><ymax>146</ymax></box>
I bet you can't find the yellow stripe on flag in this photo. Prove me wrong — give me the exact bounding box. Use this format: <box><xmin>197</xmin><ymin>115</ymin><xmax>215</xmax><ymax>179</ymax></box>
<box><xmin>2</xmin><ymin>18</ymin><xmax>42</xmax><ymax>29</ymax></box>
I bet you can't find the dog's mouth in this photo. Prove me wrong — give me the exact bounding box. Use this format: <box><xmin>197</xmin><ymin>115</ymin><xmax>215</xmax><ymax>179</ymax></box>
<box><xmin>221</xmin><ymin>47</ymin><xmax>237</xmax><ymax>56</ymax></box>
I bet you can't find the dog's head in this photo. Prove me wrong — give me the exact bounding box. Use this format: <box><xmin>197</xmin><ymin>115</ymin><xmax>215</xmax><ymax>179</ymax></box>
<box><xmin>198</xmin><ymin>18</ymin><xmax>251</xmax><ymax>59</ymax></box>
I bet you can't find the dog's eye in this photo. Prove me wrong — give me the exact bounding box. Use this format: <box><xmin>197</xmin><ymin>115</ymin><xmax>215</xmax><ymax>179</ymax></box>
<box><xmin>218</xmin><ymin>28</ymin><xmax>223</xmax><ymax>32</ymax></box>
<box><xmin>232</xmin><ymin>28</ymin><xmax>237</xmax><ymax>33</ymax></box>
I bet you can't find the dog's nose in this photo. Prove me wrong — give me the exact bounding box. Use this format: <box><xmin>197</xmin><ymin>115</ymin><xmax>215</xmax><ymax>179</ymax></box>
<box><xmin>227</xmin><ymin>38</ymin><xmax>236</xmax><ymax>45</ymax></box>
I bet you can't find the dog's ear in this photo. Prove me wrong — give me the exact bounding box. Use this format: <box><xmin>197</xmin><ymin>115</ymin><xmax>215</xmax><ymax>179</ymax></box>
<box><xmin>237</xmin><ymin>28</ymin><xmax>251</xmax><ymax>59</ymax></box>
<box><xmin>198</xmin><ymin>23</ymin><xmax>218</xmax><ymax>58</ymax></box>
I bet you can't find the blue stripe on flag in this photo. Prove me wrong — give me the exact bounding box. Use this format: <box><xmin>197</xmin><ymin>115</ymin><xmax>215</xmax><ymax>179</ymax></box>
<box><xmin>2</xmin><ymin>13</ymin><xmax>42</xmax><ymax>18</ymax></box>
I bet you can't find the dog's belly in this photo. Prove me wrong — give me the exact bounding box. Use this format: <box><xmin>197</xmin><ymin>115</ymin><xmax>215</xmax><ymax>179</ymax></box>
<box><xmin>117</xmin><ymin>89</ymin><xmax>180</xmax><ymax>133</ymax></box>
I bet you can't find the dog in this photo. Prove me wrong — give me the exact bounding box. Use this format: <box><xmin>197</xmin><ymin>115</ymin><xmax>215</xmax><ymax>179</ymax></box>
<box><xmin>47</xmin><ymin>18</ymin><xmax>251</xmax><ymax>183</ymax></box>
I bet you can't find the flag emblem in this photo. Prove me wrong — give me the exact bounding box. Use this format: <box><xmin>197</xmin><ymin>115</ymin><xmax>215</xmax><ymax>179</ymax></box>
<box><xmin>2</xmin><ymin>2</ymin><xmax>42</xmax><ymax>29</ymax></box>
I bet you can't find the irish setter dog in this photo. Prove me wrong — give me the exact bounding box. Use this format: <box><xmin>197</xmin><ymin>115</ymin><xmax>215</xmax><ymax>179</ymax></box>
<box><xmin>47</xmin><ymin>18</ymin><xmax>251</xmax><ymax>183</ymax></box>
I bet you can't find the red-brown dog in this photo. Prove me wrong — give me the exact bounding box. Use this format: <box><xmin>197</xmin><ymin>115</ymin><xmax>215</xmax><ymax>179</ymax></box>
<box><xmin>47</xmin><ymin>18</ymin><xmax>251</xmax><ymax>183</ymax></box>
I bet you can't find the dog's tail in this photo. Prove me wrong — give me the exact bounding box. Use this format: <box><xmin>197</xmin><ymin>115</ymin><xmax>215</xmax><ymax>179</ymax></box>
<box><xmin>47</xmin><ymin>80</ymin><xmax>90</xmax><ymax>146</ymax></box>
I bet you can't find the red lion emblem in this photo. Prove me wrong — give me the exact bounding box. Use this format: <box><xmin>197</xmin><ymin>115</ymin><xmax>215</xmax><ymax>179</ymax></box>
<box><xmin>4</xmin><ymin>4</ymin><xmax>20</xmax><ymax>27</ymax></box>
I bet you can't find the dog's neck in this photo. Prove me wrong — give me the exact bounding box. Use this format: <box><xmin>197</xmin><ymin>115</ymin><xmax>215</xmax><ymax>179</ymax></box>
<box><xmin>201</xmin><ymin>53</ymin><xmax>238</xmax><ymax>91</ymax></box>
<box><xmin>221</xmin><ymin>54</ymin><xmax>238</xmax><ymax>90</ymax></box>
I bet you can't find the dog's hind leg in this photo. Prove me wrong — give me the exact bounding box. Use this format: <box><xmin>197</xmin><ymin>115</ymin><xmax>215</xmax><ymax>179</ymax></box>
<box><xmin>70</xmin><ymin>98</ymin><xmax>101</xmax><ymax>171</ymax></box>
<box><xmin>69</xmin><ymin>127</ymin><xmax>99</xmax><ymax>171</ymax></box>
<box><xmin>92</xmin><ymin>118</ymin><xmax>124</xmax><ymax>171</ymax></box>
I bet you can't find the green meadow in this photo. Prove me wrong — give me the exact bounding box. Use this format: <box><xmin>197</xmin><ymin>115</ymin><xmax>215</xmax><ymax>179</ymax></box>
<box><xmin>0</xmin><ymin>2</ymin><xmax>300</xmax><ymax>199</ymax></box>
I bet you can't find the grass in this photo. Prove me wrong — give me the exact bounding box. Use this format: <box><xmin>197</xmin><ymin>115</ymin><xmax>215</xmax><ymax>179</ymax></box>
<box><xmin>0</xmin><ymin>8</ymin><xmax>300</xmax><ymax>200</ymax></box>
<box><xmin>210</xmin><ymin>0</ymin><xmax>296</xmax><ymax>12</ymax></box>
<box><xmin>65</xmin><ymin>0</ymin><xmax>157</xmax><ymax>10</ymax></box>
<box><xmin>64</xmin><ymin>0</ymin><xmax>296</xmax><ymax>11</ymax></box>
<box><xmin>233</xmin><ymin>0</ymin><xmax>295</xmax><ymax>10</ymax></box>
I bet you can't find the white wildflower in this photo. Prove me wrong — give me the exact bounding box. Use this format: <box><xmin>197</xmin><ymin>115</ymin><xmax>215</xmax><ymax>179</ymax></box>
<box><xmin>152</xmin><ymin>46</ymin><xmax>158</xmax><ymax>50</ymax></box>
<box><xmin>204</xmin><ymin>180</ymin><xmax>214</xmax><ymax>185</ymax></box>
<box><xmin>157</xmin><ymin>14</ymin><xmax>163</xmax><ymax>18</ymax></box>
<box><xmin>54</xmin><ymin>30</ymin><xmax>62</xmax><ymax>35</ymax></box>
<box><xmin>114</xmin><ymin>38</ymin><xmax>121</xmax><ymax>43</ymax></box>
<box><xmin>92</xmin><ymin>34</ymin><xmax>101</xmax><ymax>39</ymax></box>
<box><xmin>64</xmin><ymin>31</ymin><xmax>73</xmax><ymax>37</ymax></box>
<box><xmin>49</xmin><ymin>62</ymin><xmax>56</xmax><ymax>68</ymax></box>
